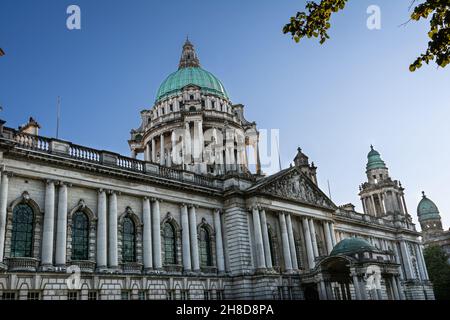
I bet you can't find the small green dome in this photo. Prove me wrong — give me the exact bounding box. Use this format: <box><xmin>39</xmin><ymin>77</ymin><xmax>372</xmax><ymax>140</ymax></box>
<box><xmin>417</xmin><ymin>192</ymin><xmax>441</xmax><ymax>222</ymax></box>
<box><xmin>366</xmin><ymin>145</ymin><xmax>387</xmax><ymax>170</ymax></box>
<box><xmin>330</xmin><ymin>237</ymin><xmax>376</xmax><ymax>256</ymax></box>
<box><xmin>155</xmin><ymin>67</ymin><xmax>229</xmax><ymax>102</ymax></box>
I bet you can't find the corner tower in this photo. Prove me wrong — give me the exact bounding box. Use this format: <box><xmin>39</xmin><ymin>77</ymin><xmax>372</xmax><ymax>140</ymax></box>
<box><xmin>359</xmin><ymin>146</ymin><xmax>410</xmax><ymax>219</ymax></box>
<box><xmin>417</xmin><ymin>192</ymin><xmax>443</xmax><ymax>240</ymax></box>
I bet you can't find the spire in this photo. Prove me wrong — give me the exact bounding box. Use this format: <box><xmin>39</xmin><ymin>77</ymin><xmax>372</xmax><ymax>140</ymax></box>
<box><xmin>178</xmin><ymin>38</ymin><xmax>200</xmax><ymax>69</ymax></box>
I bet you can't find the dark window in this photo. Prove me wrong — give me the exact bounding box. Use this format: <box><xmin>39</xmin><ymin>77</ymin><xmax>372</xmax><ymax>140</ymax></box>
<box><xmin>71</xmin><ymin>212</ymin><xmax>89</xmax><ymax>260</ymax></box>
<box><xmin>216</xmin><ymin>290</ymin><xmax>225</xmax><ymax>300</ymax></box>
<box><xmin>88</xmin><ymin>291</ymin><xmax>98</xmax><ymax>300</ymax></box>
<box><xmin>181</xmin><ymin>290</ymin><xmax>190</xmax><ymax>300</ymax></box>
<box><xmin>163</xmin><ymin>223</ymin><xmax>176</xmax><ymax>265</ymax></box>
<box><xmin>138</xmin><ymin>290</ymin><xmax>147</xmax><ymax>300</ymax></box>
<box><xmin>204</xmin><ymin>290</ymin><xmax>210</xmax><ymax>300</ymax></box>
<box><xmin>201</xmin><ymin>100</ymin><xmax>205</xmax><ymax>107</ymax></box>
<box><xmin>268</xmin><ymin>229</ymin><xmax>278</xmax><ymax>267</ymax></box>
<box><xmin>2</xmin><ymin>292</ymin><xmax>17</xmax><ymax>300</ymax></box>
<box><xmin>27</xmin><ymin>291</ymin><xmax>40</xmax><ymax>300</ymax></box>
<box><xmin>169</xmin><ymin>104</ymin><xmax>173</xmax><ymax>112</ymax></box>
<box><xmin>67</xmin><ymin>291</ymin><xmax>79</xmax><ymax>300</ymax></box>
<box><xmin>122</xmin><ymin>217</ymin><xmax>136</xmax><ymax>262</ymax></box>
<box><xmin>190</xmin><ymin>95</ymin><xmax>194</xmax><ymax>100</ymax></box>
<box><xmin>167</xmin><ymin>289</ymin><xmax>175</xmax><ymax>300</ymax></box>
<box><xmin>199</xmin><ymin>227</ymin><xmax>212</xmax><ymax>267</ymax></box>
<box><xmin>121</xmin><ymin>291</ymin><xmax>130</xmax><ymax>300</ymax></box>
<box><xmin>11</xmin><ymin>204</ymin><xmax>34</xmax><ymax>257</ymax></box>
<box><xmin>211</xmin><ymin>101</ymin><xmax>215</xmax><ymax>108</ymax></box>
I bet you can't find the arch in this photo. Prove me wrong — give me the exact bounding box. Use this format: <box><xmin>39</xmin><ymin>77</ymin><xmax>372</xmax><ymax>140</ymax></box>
<box><xmin>67</xmin><ymin>199</ymin><xmax>97</xmax><ymax>262</ymax></box>
<box><xmin>6</xmin><ymin>192</ymin><xmax>43</xmax><ymax>259</ymax></box>
<box><xmin>197</xmin><ymin>219</ymin><xmax>214</xmax><ymax>268</ymax></box>
<box><xmin>10</xmin><ymin>203</ymin><xmax>34</xmax><ymax>258</ymax></box>
<box><xmin>71</xmin><ymin>211</ymin><xmax>89</xmax><ymax>260</ymax></box>
<box><xmin>161</xmin><ymin>213</ymin><xmax>181</xmax><ymax>266</ymax></box>
<box><xmin>118</xmin><ymin>207</ymin><xmax>142</xmax><ymax>264</ymax></box>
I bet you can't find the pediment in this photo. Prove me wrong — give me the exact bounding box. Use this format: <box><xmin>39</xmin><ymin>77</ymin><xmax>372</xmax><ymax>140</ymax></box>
<box><xmin>250</xmin><ymin>168</ymin><xmax>336</xmax><ymax>210</ymax></box>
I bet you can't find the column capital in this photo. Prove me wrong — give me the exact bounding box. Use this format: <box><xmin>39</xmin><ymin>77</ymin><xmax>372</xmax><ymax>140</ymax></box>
<box><xmin>0</xmin><ymin>170</ymin><xmax>13</xmax><ymax>178</ymax></box>
<box><xmin>187</xmin><ymin>203</ymin><xmax>198</xmax><ymax>209</ymax></box>
<box><xmin>150</xmin><ymin>197</ymin><xmax>161</xmax><ymax>203</ymax></box>
<box><xmin>107</xmin><ymin>190</ymin><xmax>121</xmax><ymax>196</ymax></box>
<box><xmin>214</xmin><ymin>208</ymin><xmax>222</xmax><ymax>215</ymax></box>
<box><xmin>45</xmin><ymin>179</ymin><xmax>56</xmax><ymax>185</ymax></box>
<box><xmin>97</xmin><ymin>188</ymin><xmax>106</xmax><ymax>194</ymax></box>
<box><xmin>57</xmin><ymin>181</ymin><xmax>72</xmax><ymax>187</ymax></box>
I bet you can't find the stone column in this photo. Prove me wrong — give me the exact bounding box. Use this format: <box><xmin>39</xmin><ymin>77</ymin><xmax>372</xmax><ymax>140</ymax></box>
<box><xmin>145</xmin><ymin>143</ymin><xmax>151</xmax><ymax>162</ymax></box>
<box><xmin>252</xmin><ymin>207</ymin><xmax>266</xmax><ymax>270</ymax></box>
<box><xmin>108</xmin><ymin>191</ymin><xmax>118</xmax><ymax>268</ymax></box>
<box><xmin>181</xmin><ymin>204</ymin><xmax>191</xmax><ymax>272</ymax></box>
<box><xmin>418</xmin><ymin>245</ymin><xmax>429</xmax><ymax>280</ymax></box>
<box><xmin>309</xmin><ymin>219</ymin><xmax>319</xmax><ymax>258</ymax></box>
<box><xmin>395</xmin><ymin>276</ymin><xmax>405</xmax><ymax>300</ymax></box>
<box><xmin>0</xmin><ymin>172</ymin><xmax>9</xmax><ymax>263</ymax></box>
<box><xmin>414</xmin><ymin>243</ymin><xmax>427</xmax><ymax>281</ymax></box>
<box><xmin>55</xmin><ymin>183</ymin><xmax>68</xmax><ymax>267</ymax></box>
<box><xmin>160</xmin><ymin>133</ymin><xmax>165</xmax><ymax>166</ymax></box>
<box><xmin>278</xmin><ymin>213</ymin><xmax>293</xmax><ymax>272</ymax></box>
<box><xmin>260</xmin><ymin>209</ymin><xmax>272</xmax><ymax>269</ymax></box>
<box><xmin>329</xmin><ymin>222</ymin><xmax>337</xmax><ymax>247</ymax></box>
<box><xmin>171</xmin><ymin>131</ymin><xmax>177</xmax><ymax>165</ymax></box>
<box><xmin>323</xmin><ymin>221</ymin><xmax>333</xmax><ymax>254</ymax></box>
<box><xmin>41</xmin><ymin>180</ymin><xmax>56</xmax><ymax>268</ymax></box>
<box><xmin>151</xmin><ymin>198</ymin><xmax>162</xmax><ymax>270</ymax></box>
<box><xmin>151</xmin><ymin>138</ymin><xmax>156</xmax><ymax>163</ymax></box>
<box><xmin>351</xmin><ymin>270</ymin><xmax>362</xmax><ymax>300</ymax></box>
<box><xmin>399</xmin><ymin>241</ymin><xmax>413</xmax><ymax>279</ymax></box>
<box><xmin>302</xmin><ymin>217</ymin><xmax>315</xmax><ymax>269</ymax></box>
<box><xmin>189</xmin><ymin>205</ymin><xmax>200</xmax><ymax>272</ymax></box>
<box><xmin>142</xmin><ymin>197</ymin><xmax>153</xmax><ymax>271</ymax></box>
<box><xmin>390</xmin><ymin>276</ymin><xmax>400</xmax><ymax>300</ymax></box>
<box><xmin>96</xmin><ymin>189</ymin><xmax>107</xmax><ymax>270</ymax></box>
<box><xmin>318</xmin><ymin>279</ymin><xmax>327</xmax><ymax>300</ymax></box>
<box><xmin>286</xmin><ymin>214</ymin><xmax>298</xmax><ymax>270</ymax></box>
<box><xmin>197</xmin><ymin>120</ymin><xmax>204</xmax><ymax>162</ymax></box>
<box><xmin>213</xmin><ymin>209</ymin><xmax>225</xmax><ymax>273</ymax></box>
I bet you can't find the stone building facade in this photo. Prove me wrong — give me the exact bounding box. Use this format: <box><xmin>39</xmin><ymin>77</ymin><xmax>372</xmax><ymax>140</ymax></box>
<box><xmin>0</xmin><ymin>40</ymin><xmax>434</xmax><ymax>300</ymax></box>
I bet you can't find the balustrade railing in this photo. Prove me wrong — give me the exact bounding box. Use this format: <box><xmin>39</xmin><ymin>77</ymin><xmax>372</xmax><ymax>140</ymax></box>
<box><xmin>5</xmin><ymin>128</ymin><xmax>218</xmax><ymax>189</ymax></box>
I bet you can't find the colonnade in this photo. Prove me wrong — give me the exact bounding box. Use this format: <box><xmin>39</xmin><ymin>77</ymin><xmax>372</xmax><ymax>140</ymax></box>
<box><xmin>0</xmin><ymin>171</ymin><xmax>226</xmax><ymax>274</ymax></box>
<box><xmin>250</xmin><ymin>206</ymin><xmax>337</xmax><ymax>272</ymax></box>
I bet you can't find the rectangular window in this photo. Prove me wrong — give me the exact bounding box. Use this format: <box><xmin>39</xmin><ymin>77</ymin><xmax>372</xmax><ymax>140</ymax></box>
<box><xmin>166</xmin><ymin>289</ymin><xmax>175</xmax><ymax>300</ymax></box>
<box><xmin>27</xmin><ymin>291</ymin><xmax>41</xmax><ymax>300</ymax></box>
<box><xmin>204</xmin><ymin>290</ymin><xmax>210</xmax><ymax>300</ymax></box>
<box><xmin>121</xmin><ymin>291</ymin><xmax>130</xmax><ymax>300</ymax></box>
<box><xmin>138</xmin><ymin>290</ymin><xmax>147</xmax><ymax>300</ymax></box>
<box><xmin>88</xmin><ymin>291</ymin><xmax>98</xmax><ymax>300</ymax></box>
<box><xmin>2</xmin><ymin>292</ymin><xmax>17</xmax><ymax>300</ymax></box>
<box><xmin>216</xmin><ymin>290</ymin><xmax>225</xmax><ymax>300</ymax></box>
<box><xmin>181</xmin><ymin>290</ymin><xmax>189</xmax><ymax>300</ymax></box>
<box><xmin>67</xmin><ymin>291</ymin><xmax>79</xmax><ymax>300</ymax></box>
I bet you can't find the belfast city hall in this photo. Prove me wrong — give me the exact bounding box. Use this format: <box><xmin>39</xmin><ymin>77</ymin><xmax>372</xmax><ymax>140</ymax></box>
<box><xmin>0</xmin><ymin>40</ymin><xmax>435</xmax><ymax>300</ymax></box>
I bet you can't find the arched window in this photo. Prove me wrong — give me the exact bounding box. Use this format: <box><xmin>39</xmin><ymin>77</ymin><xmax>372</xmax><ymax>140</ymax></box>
<box><xmin>11</xmin><ymin>204</ymin><xmax>34</xmax><ymax>257</ymax></box>
<box><xmin>268</xmin><ymin>228</ymin><xmax>278</xmax><ymax>267</ymax></box>
<box><xmin>71</xmin><ymin>212</ymin><xmax>89</xmax><ymax>260</ymax></box>
<box><xmin>122</xmin><ymin>217</ymin><xmax>136</xmax><ymax>263</ymax></box>
<box><xmin>199</xmin><ymin>227</ymin><xmax>212</xmax><ymax>267</ymax></box>
<box><xmin>163</xmin><ymin>222</ymin><xmax>176</xmax><ymax>265</ymax></box>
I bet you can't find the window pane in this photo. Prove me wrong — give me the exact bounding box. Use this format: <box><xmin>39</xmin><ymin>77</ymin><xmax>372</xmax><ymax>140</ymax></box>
<box><xmin>71</xmin><ymin>212</ymin><xmax>89</xmax><ymax>260</ymax></box>
<box><xmin>122</xmin><ymin>217</ymin><xmax>136</xmax><ymax>262</ymax></box>
<box><xmin>199</xmin><ymin>227</ymin><xmax>212</xmax><ymax>267</ymax></box>
<box><xmin>164</xmin><ymin>223</ymin><xmax>176</xmax><ymax>265</ymax></box>
<box><xmin>11</xmin><ymin>204</ymin><xmax>34</xmax><ymax>257</ymax></box>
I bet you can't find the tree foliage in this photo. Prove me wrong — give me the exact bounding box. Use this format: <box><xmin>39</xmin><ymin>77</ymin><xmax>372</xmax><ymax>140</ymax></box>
<box><xmin>423</xmin><ymin>245</ymin><xmax>450</xmax><ymax>300</ymax></box>
<box><xmin>282</xmin><ymin>0</ymin><xmax>450</xmax><ymax>71</ymax></box>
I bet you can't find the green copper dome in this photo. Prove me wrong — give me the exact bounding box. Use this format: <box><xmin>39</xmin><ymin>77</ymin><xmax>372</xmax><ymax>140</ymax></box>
<box><xmin>366</xmin><ymin>145</ymin><xmax>387</xmax><ymax>171</ymax></box>
<box><xmin>155</xmin><ymin>39</ymin><xmax>229</xmax><ymax>102</ymax></box>
<box><xmin>156</xmin><ymin>67</ymin><xmax>229</xmax><ymax>102</ymax></box>
<box><xmin>417</xmin><ymin>192</ymin><xmax>441</xmax><ymax>222</ymax></box>
<box><xmin>330</xmin><ymin>238</ymin><xmax>376</xmax><ymax>256</ymax></box>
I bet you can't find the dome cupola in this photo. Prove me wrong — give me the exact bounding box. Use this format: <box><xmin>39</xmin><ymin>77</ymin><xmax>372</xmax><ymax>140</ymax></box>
<box><xmin>366</xmin><ymin>145</ymin><xmax>387</xmax><ymax>171</ymax></box>
<box><xmin>155</xmin><ymin>39</ymin><xmax>229</xmax><ymax>102</ymax></box>
<box><xmin>417</xmin><ymin>191</ymin><xmax>441</xmax><ymax>222</ymax></box>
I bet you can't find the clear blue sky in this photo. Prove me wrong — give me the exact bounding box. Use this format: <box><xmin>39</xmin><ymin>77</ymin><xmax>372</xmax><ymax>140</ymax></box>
<box><xmin>1</xmin><ymin>0</ymin><xmax>449</xmax><ymax>229</ymax></box>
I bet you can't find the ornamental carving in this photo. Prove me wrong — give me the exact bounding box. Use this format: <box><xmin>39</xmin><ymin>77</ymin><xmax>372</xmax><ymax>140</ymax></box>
<box><xmin>259</xmin><ymin>170</ymin><xmax>334</xmax><ymax>210</ymax></box>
